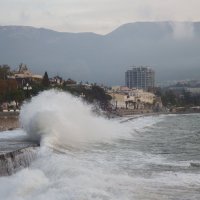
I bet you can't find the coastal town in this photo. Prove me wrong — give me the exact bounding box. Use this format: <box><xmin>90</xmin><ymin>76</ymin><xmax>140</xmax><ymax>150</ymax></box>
<box><xmin>1</xmin><ymin>63</ymin><xmax>200</xmax><ymax>132</ymax></box>
<box><xmin>0</xmin><ymin>63</ymin><xmax>200</xmax><ymax>113</ymax></box>
<box><xmin>1</xmin><ymin>1</ymin><xmax>200</xmax><ymax>198</ymax></box>
<box><xmin>1</xmin><ymin>63</ymin><xmax>200</xmax><ymax>115</ymax></box>
<box><xmin>1</xmin><ymin>63</ymin><xmax>200</xmax><ymax>176</ymax></box>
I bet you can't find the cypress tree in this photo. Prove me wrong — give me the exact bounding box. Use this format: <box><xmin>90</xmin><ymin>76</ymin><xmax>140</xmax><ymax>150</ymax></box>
<box><xmin>42</xmin><ymin>71</ymin><xmax>50</xmax><ymax>87</ymax></box>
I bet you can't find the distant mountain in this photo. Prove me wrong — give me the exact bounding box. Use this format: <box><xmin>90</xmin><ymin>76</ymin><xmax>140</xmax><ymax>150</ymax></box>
<box><xmin>0</xmin><ymin>22</ymin><xmax>200</xmax><ymax>85</ymax></box>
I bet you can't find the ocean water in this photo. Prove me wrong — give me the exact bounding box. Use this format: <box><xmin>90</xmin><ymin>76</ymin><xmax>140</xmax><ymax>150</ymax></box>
<box><xmin>0</xmin><ymin>90</ymin><xmax>200</xmax><ymax>200</ymax></box>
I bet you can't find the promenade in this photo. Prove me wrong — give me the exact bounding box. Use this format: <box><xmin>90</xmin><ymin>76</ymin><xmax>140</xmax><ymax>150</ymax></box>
<box><xmin>0</xmin><ymin>112</ymin><xmax>19</xmax><ymax>131</ymax></box>
<box><xmin>112</xmin><ymin>108</ymin><xmax>155</xmax><ymax>117</ymax></box>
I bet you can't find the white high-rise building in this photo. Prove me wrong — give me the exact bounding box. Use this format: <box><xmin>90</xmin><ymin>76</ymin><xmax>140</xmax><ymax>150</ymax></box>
<box><xmin>125</xmin><ymin>66</ymin><xmax>155</xmax><ymax>90</ymax></box>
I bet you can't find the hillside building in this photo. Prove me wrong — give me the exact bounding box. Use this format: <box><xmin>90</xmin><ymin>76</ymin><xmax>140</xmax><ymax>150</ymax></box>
<box><xmin>109</xmin><ymin>87</ymin><xmax>156</xmax><ymax>110</ymax></box>
<box><xmin>8</xmin><ymin>64</ymin><xmax>42</xmax><ymax>87</ymax></box>
<box><xmin>125</xmin><ymin>66</ymin><xmax>155</xmax><ymax>91</ymax></box>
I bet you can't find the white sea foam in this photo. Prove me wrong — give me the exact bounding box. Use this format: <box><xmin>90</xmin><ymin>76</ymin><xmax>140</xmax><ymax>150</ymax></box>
<box><xmin>1</xmin><ymin>91</ymin><xmax>199</xmax><ymax>200</ymax></box>
<box><xmin>20</xmin><ymin>90</ymin><xmax>130</xmax><ymax>148</ymax></box>
<box><xmin>1</xmin><ymin>146</ymin><xmax>200</xmax><ymax>200</ymax></box>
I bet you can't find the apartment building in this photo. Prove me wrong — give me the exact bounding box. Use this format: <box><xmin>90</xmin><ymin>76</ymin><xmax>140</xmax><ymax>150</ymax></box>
<box><xmin>125</xmin><ymin>66</ymin><xmax>155</xmax><ymax>91</ymax></box>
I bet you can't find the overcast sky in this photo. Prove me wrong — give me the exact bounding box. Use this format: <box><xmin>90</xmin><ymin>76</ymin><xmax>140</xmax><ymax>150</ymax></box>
<box><xmin>0</xmin><ymin>0</ymin><xmax>200</xmax><ymax>34</ymax></box>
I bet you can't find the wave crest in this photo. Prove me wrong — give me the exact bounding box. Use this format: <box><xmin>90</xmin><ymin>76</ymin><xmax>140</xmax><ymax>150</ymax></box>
<box><xmin>20</xmin><ymin>90</ymin><xmax>129</xmax><ymax>148</ymax></box>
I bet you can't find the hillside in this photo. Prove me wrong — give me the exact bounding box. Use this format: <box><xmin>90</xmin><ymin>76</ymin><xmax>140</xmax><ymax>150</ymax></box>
<box><xmin>0</xmin><ymin>22</ymin><xmax>200</xmax><ymax>85</ymax></box>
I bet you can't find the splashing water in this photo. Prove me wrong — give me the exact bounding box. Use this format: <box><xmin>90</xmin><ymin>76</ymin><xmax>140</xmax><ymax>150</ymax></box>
<box><xmin>1</xmin><ymin>90</ymin><xmax>200</xmax><ymax>200</ymax></box>
<box><xmin>20</xmin><ymin>90</ymin><xmax>130</xmax><ymax>148</ymax></box>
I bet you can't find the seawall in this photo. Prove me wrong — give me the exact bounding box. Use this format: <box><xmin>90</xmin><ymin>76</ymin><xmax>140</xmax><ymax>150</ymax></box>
<box><xmin>0</xmin><ymin>112</ymin><xmax>39</xmax><ymax>176</ymax></box>
<box><xmin>112</xmin><ymin>108</ymin><xmax>156</xmax><ymax>117</ymax></box>
<box><xmin>0</xmin><ymin>146</ymin><xmax>39</xmax><ymax>176</ymax></box>
<box><xmin>0</xmin><ymin>137</ymin><xmax>39</xmax><ymax>176</ymax></box>
<box><xmin>0</xmin><ymin>112</ymin><xmax>19</xmax><ymax>131</ymax></box>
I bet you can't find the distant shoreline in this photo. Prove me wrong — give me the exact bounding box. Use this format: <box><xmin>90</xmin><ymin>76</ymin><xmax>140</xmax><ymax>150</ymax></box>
<box><xmin>109</xmin><ymin>109</ymin><xmax>200</xmax><ymax>118</ymax></box>
<box><xmin>0</xmin><ymin>110</ymin><xmax>200</xmax><ymax>132</ymax></box>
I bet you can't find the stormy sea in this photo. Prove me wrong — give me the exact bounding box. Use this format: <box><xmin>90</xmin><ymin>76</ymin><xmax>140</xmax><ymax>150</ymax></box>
<box><xmin>0</xmin><ymin>90</ymin><xmax>200</xmax><ymax>200</ymax></box>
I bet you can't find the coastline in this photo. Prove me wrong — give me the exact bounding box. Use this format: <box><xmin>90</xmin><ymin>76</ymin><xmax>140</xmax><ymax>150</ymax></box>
<box><xmin>1</xmin><ymin>109</ymin><xmax>200</xmax><ymax>132</ymax></box>
<box><xmin>109</xmin><ymin>109</ymin><xmax>200</xmax><ymax>120</ymax></box>
<box><xmin>0</xmin><ymin>109</ymin><xmax>199</xmax><ymax>176</ymax></box>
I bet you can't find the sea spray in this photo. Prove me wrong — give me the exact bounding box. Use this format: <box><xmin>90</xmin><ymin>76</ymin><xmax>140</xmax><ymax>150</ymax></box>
<box><xmin>1</xmin><ymin>106</ymin><xmax>200</xmax><ymax>199</ymax></box>
<box><xmin>20</xmin><ymin>90</ymin><xmax>130</xmax><ymax>148</ymax></box>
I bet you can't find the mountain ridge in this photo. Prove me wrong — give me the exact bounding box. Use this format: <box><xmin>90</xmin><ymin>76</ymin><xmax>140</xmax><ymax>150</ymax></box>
<box><xmin>0</xmin><ymin>21</ymin><xmax>200</xmax><ymax>85</ymax></box>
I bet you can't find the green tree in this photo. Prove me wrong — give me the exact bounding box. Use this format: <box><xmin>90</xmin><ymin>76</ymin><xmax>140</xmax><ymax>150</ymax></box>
<box><xmin>84</xmin><ymin>85</ymin><xmax>112</xmax><ymax>110</ymax></box>
<box><xmin>0</xmin><ymin>65</ymin><xmax>11</xmax><ymax>80</ymax></box>
<box><xmin>12</xmin><ymin>89</ymin><xmax>25</xmax><ymax>106</ymax></box>
<box><xmin>31</xmin><ymin>82</ymin><xmax>44</xmax><ymax>95</ymax></box>
<box><xmin>42</xmin><ymin>71</ymin><xmax>50</xmax><ymax>88</ymax></box>
<box><xmin>161</xmin><ymin>90</ymin><xmax>177</xmax><ymax>106</ymax></box>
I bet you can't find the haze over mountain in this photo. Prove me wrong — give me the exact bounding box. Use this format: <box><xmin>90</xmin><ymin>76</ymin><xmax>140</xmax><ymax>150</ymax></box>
<box><xmin>0</xmin><ymin>21</ymin><xmax>200</xmax><ymax>85</ymax></box>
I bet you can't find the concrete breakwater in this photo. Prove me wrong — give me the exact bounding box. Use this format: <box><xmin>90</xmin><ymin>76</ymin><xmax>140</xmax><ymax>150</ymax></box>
<box><xmin>0</xmin><ymin>113</ymin><xmax>39</xmax><ymax>176</ymax></box>
<box><xmin>0</xmin><ymin>112</ymin><xmax>19</xmax><ymax>131</ymax></box>
<box><xmin>0</xmin><ymin>146</ymin><xmax>39</xmax><ymax>176</ymax></box>
<box><xmin>0</xmin><ymin>138</ymin><xmax>39</xmax><ymax>176</ymax></box>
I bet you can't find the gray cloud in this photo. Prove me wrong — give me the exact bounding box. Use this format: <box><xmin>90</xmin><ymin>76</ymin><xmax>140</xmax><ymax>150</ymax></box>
<box><xmin>170</xmin><ymin>22</ymin><xmax>194</xmax><ymax>40</ymax></box>
<box><xmin>0</xmin><ymin>0</ymin><xmax>200</xmax><ymax>33</ymax></box>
